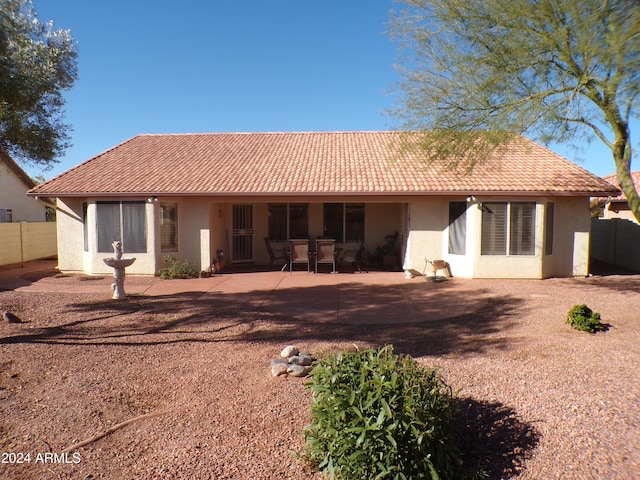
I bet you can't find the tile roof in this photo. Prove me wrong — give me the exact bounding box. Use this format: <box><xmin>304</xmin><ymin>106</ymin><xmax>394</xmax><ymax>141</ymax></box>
<box><xmin>602</xmin><ymin>171</ymin><xmax>640</xmax><ymax>201</ymax></box>
<box><xmin>28</xmin><ymin>131</ymin><xmax>619</xmax><ymax>197</ymax></box>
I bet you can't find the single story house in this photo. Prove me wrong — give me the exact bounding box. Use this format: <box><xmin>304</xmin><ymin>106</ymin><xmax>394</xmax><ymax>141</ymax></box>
<box><xmin>598</xmin><ymin>171</ymin><xmax>640</xmax><ymax>224</ymax></box>
<box><xmin>28</xmin><ymin>131</ymin><xmax>619</xmax><ymax>278</ymax></box>
<box><xmin>0</xmin><ymin>149</ymin><xmax>48</xmax><ymax>222</ymax></box>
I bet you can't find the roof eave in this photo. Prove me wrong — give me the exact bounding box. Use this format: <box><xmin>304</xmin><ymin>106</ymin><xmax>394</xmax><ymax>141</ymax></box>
<box><xmin>28</xmin><ymin>189</ymin><xmax>621</xmax><ymax>198</ymax></box>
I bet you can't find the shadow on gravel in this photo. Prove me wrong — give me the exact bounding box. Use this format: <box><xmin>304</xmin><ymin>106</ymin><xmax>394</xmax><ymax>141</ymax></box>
<box><xmin>454</xmin><ymin>397</ymin><xmax>540</xmax><ymax>479</ymax></box>
<box><xmin>579</xmin><ymin>275</ymin><xmax>640</xmax><ymax>294</ymax></box>
<box><xmin>0</xmin><ymin>285</ymin><xmax>524</xmax><ymax>358</ymax></box>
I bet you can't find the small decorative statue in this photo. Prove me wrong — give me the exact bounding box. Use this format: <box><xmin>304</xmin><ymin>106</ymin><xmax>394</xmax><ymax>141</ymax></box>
<box><xmin>113</xmin><ymin>240</ymin><xmax>123</xmax><ymax>260</ymax></box>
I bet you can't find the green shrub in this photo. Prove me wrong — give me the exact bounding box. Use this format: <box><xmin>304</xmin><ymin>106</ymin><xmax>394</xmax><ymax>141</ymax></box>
<box><xmin>566</xmin><ymin>304</ymin><xmax>605</xmax><ymax>333</ymax></box>
<box><xmin>302</xmin><ymin>345</ymin><xmax>459</xmax><ymax>480</ymax></box>
<box><xmin>157</xmin><ymin>255</ymin><xmax>198</xmax><ymax>279</ymax></box>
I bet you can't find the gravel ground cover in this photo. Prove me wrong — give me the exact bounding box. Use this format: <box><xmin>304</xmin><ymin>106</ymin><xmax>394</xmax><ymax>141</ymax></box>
<box><xmin>0</xmin><ymin>269</ymin><xmax>638</xmax><ymax>479</ymax></box>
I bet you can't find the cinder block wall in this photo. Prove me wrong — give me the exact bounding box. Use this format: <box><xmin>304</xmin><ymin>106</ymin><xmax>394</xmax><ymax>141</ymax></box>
<box><xmin>0</xmin><ymin>222</ymin><xmax>57</xmax><ymax>266</ymax></box>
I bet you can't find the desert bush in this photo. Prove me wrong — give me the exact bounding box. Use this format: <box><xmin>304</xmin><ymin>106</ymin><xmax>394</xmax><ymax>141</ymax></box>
<box><xmin>566</xmin><ymin>304</ymin><xmax>605</xmax><ymax>333</ymax></box>
<box><xmin>157</xmin><ymin>255</ymin><xmax>198</xmax><ymax>279</ymax></box>
<box><xmin>302</xmin><ymin>345</ymin><xmax>459</xmax><ymax>479</ymax></box>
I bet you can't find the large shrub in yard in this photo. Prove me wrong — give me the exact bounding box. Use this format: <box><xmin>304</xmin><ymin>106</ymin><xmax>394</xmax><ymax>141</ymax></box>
<box><xmin>302</xmin><ymin>346</ymin><xmax>459</xmax><ymax>479</ymax></box>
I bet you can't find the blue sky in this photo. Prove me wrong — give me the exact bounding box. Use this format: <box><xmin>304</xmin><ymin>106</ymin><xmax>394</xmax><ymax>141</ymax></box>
<box><xmin>29</xmin><ymin>0</ymin><xmax>623</xmax><ymax>181</ymax></box>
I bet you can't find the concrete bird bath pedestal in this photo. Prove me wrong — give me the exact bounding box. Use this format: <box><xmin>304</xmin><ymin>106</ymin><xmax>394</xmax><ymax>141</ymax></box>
<box><xmin>103</xmin><ymin>241</ymin><xmax>136</xmax><ymax>299</ymax></box>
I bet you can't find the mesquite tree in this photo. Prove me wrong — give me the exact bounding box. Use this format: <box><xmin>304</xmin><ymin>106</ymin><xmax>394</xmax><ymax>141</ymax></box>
<box><xmin>390</xmin><ymin>0</ymin><xmax>639</xmax><ymax>221</ymax></box>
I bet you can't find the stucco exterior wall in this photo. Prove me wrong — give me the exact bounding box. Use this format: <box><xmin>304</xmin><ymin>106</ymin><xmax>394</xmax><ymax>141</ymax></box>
<box><xmin>177</xmin><ymin>198</ymin><xmax>213</xmax><ymax>271</ymax></box>
<box><xmin>470</xmin><ymin>199</ymin><xmax>544</xmax><ymax>279</ymax></box>
<box><xmin>404</xmin><ymin>196</ymin><xmax>590</xmax><ymax>279</ymax></box>
<box><xmin>549</xmin><ymin>197</ymin><xmax>591</xmax><ymax>277</ymax></box>
<box><xmin>404</xmin><ymin>198</ymin><xmax>448</xmax><ymax>274</ymax></box>
<box><xmin>54</xmin><ymin>195</ymin><xmax>593</xmax><ymax>278</ymax></box>
<box><xmin>0</xmin><ymin>162</ymin><xmax>45</xmax><ymax>222</ymax></box>
<box><xmin>56</xmin><ymin>198</ymin><xmax>85</xmax><ymax>272</ymax></box>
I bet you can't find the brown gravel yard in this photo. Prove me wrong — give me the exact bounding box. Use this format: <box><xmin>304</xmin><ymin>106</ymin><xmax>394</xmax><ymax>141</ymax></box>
<box><xmin>0</xmin><ymin>264</ymin><xmax>638</xmax><ymax>479</ymax></box>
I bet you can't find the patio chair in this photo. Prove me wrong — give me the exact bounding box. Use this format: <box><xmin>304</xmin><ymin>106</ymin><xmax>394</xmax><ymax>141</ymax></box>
<box><xmin>315</xmin><ymin>239</ymin><xmax>337</xmax><ymax>273</ymax></box>
<box><xmin>340</xmin><ymin>238</ymin><xmax>366</xmax><ymax>273</ymax></box>
<box><xmin>264</xmin><ymin>237</ymin><xmax>288</xmax><ymax>271</ymax></box>
<box><xmin>289</xmin><ymin>239</ymin><xmax>311</xmax><ymax>274</ymax></box>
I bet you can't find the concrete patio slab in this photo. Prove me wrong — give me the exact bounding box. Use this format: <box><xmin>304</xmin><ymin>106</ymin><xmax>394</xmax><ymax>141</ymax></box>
<box><xmin>0</xmin><ymin>260</ymin><xmax>493</xmax><ymax>325</ymax></box>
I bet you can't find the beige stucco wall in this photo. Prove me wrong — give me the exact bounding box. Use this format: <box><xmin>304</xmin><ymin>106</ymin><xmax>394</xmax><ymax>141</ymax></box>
<box><xmin>404</xmin><ymin>196</ymin><xmax>590</xmax><ymax>279</ymax></box>
<box><xmin>0</xmin><ymin>162</ymin><xmax>46</xmax><ymax>222</ymax></box>
<box><xmin>178</xmin><ymin>197</ymin><xmax>213</xmax><ymax>271</ymax></box>
<box><xmin>545</xmin><ymin>197</ymin><xmax>591</xmax><ymax>277</ymax></box>
<box><xmin>54</xmin><ymin>195</ymin><xmax>592</xmax><ymax>278</ymax></box>
<box><xmin>56</xmin><ymin>198</ymin><xmax>85</xmax><ymax>272</ymax></box>
<box><xmin>470</xmin><ymin>198</ymin><xmax>544</xmax><ymax>278</ymax></box>
<box><xmin>404</xmin><ymin>198</ymin><xmax>448</xmax><ymax>275</ymax></box>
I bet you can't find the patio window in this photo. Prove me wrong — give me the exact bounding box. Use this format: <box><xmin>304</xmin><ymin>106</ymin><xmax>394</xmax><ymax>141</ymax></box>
<box><xmin>82</xmin><ymin>203</ymin><xmax>88</xmax><ymax>252</ymax></box>
<box><xmin>160</xmin><ymin>202</ymin><xmax>178</xmax><ymax>251</ymax></box>
<box><xmin>268</xmin><ymin>204</ymin><xmax>287</xmax><ymax>241</ymax></box>
<box><xmin>97</xmin><ymin>201</ymin><xmax>147</xmax><ymax>253</ymax></box>
<box><xmin>481</xmin><ymin>201</ymin><xmax>536</xmax><ymax>255</ymax></box>
<box><xmin>268</xmin><ymin>204</ymin><xmax>309</xmax><ymax>240</ymax></box>
<box><xmin>289</xmin><ymin>204</ymin><xmax>308</xmax><ymax>238</ymax></box>
<box><xmin>448</xmin><ymin>202</ymin><xmax>467</xmax><ymax>255</ymax></box>
<box><xmin>544</xmin><ymin>202</ymin><xmax>554</xmax><ymax>255</ymax></box>
<box><xmin>323</xmin><ymin>203</ymin><xmax>365</xmax><ymax>242</ymax></box>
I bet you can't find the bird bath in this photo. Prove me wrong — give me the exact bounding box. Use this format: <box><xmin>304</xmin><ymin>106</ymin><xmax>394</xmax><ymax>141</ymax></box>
<box><xmin>103</xmin><ymin>241</ymin><xmax>136</xmax><ymax>299</ymax></box>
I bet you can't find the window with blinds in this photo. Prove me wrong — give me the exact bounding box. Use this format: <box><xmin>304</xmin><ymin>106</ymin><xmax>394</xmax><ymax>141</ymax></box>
<box><xmin>481</xmin><ymin>202</ymin><xmax>536</xmax><ymax>256</ymax></box>
<box><xmin>481</xmin><ymin>202</ymin><xmax>507</xmax><ymax>255</ymax></box>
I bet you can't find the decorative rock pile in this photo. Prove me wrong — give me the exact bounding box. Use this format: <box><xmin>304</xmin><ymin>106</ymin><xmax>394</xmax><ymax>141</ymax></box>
<box><xmin>271</xmin><ymin>345</ymin><xmax>316</xmax><ymax>377</ymax></box>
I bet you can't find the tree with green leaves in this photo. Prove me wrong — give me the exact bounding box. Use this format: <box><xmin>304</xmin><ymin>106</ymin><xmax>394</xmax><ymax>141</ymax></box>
<box><xmin>0</xmin><ymin>0</ymin><xmax>77</xmax><ymax>168</ymax></box>
<box><xmin>390</xmin><ymin>0</ymin><xmax>640</xmax><ymax>222</ymax></box>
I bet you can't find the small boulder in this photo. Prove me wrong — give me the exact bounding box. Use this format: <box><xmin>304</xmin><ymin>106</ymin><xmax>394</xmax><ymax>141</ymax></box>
<box><xmin>287</xmin><ymin>364</ymin><xmax>312</xmax><ymax>377</ymax></box>
<box><xmin>271</xmin><ymin>363</ymin><xmax>289</xmax><ymax>377</ymax></box>
<box><xmin>280</xmin><ymin>345</ymin><xmax>299</xmax><ymax>358</ymax></box>
<box><xmin>270</xmin><ymin>358</ymin><xmax>288</xmax><ymax>367</ymax></box>
<box><xmin>289</xmin><ymin>354</ymin><xmax>313</xmax><ymax>366</ymax></box>
<box><xmin>299</xmin><ymin>351</ymin><xmax>315</xmax><ymax>365</ymax></box>
<box><xmin>288</xmin><ymin>355</ymin><xmax>302</xmax><ymax>365</ymax></box>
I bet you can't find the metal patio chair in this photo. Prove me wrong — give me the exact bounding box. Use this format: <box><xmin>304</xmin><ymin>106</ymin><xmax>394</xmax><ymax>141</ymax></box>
<box><xmin>315</xmin><ymin>238</ymin><xmax>337</xmax><ymax>273</ymax></box>
<box><xmin>340</xmin><ymin>238</ymin><xmax>366</xmax><ymax>273</ymax></box>
<box><xmin>289</xmin><ymin>239</ymin><xmax>311</xmax><ymax>273</ymax></box>
<box><xmin>264</xmin><ymin>237</ymin><xmax>288</xmax><ymax>271</ymax></box>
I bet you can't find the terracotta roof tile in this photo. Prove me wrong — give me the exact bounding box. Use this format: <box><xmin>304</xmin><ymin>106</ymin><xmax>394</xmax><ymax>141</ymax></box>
<box><xmin>29</xmin><ymin>131</ymin><xmax>619</xmax><ymax>197</ymax></box>
<box><xmin>602</xmin><ymin>171</ymin><xmax>640</xmax><ymax>200</ymax></box>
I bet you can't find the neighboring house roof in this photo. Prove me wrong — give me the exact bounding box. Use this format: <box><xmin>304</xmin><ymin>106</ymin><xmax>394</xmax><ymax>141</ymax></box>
<box><xmin>0</xmin><ymin>149</ymin><xmax>37</xmax><ymax>189</ymax></box>
<box><xmin>601</xmin><ymin>171</ymin><xmax>640</xmax><ymax>201</ymax></box>
<box><xmin>28</xmin><ymin>131</ymin><xmax>619</xmax><ymax>198</ymax></box>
